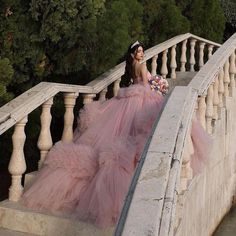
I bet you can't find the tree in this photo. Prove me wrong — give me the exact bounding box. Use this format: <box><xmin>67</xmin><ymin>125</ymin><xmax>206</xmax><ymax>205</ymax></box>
<box><xmin>140</xmin><ymin>0</ymin><xmax>190</xmax><ymax>47</ymax></box>
<box><xmin>0</xmin><ymin>58</ymin><xmax>14</xmax><ymax>105</ymax></box>
<box><xmin>176</xmin><ymin>0</ymin><xmax>225</xmax><ymax>43</ymax></box>
<box><xmin>220</xmin><ymin>0</ymin><xmax>236</xmax><ymax>40</ymax></box>
<box><xmin>0</xmin><ymin>0</ymin><xmax>45</xmax><ymax>95</ymax></box>
<box><xmin>89</xmin><ymin>0</ymin><xmax>143</xmax><ymax>76</ymax></box>
<box><xmin>29</xmin><ymin>0</ymin><xmax>106</xmax><ymax>81</ymax></box>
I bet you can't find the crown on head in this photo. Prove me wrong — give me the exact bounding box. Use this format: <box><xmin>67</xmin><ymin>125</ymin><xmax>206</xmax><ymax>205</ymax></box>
<box><xmin>130</xmin><ymin>41</ymin><xmax>140</xmax><ymax>49</ymax></box>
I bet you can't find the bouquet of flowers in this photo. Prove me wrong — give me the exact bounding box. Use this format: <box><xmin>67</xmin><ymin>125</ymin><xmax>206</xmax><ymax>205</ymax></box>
<box><xmin>148</xmin><ymin>74</ymin><xmax>169</xmax><ymax>96</ymax></box>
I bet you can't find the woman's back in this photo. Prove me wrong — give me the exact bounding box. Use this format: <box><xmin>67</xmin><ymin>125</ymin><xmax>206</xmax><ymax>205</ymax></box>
<box><xmin>132</xmin><ymin>61</ymin><xmax>149</xmax><ymax>85</ymax></box>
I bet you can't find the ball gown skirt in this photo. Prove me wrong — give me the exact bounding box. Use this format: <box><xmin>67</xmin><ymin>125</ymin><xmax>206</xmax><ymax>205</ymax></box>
<box><xmin>22</xmin><ymin>81</ymin><xmax>211</xmax><ymax>227</ymax></box>
<box><xmin>22</xmin><ymin>83</ymin><xmax>164</xmax><ymax>227</ymax></box>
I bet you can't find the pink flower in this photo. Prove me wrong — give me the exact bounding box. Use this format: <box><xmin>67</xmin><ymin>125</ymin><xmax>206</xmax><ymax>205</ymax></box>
<box><xmin>148</xmin><ymin>75</ymin><xmax>169</xmax><ymax>96</ymax></box>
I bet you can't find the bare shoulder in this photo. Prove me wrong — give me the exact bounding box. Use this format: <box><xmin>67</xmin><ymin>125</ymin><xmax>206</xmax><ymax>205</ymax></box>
<box><xmin>140</xmin><ymin>62</ymin><xmax>147</xmax><ymax>70</ymax></box>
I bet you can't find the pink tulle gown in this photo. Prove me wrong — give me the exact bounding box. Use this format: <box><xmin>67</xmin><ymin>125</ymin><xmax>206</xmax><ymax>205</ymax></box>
<box><xmin>190</xmin><ymin>118</ymin><xmax>212</xmax><ymax>175</ymax></box>
<box><xmin>22</xmin><ymin>73</ymin><xmax>165</xmax><ymax>227</ymax></box>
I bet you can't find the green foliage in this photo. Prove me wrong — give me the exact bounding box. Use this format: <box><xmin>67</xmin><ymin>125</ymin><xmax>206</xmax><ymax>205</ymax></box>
<box><xmin>0</xmin><ymin>0</ymin><xmax>228</xmax><ymax>169</ymax></box>
<box><xmin>176</xmin><ymin>0</ymin><xmax>225</xmax><ymax>42</ymax></box>
<box><xmin>220</xmin><ymin>0</ymin><xmax>236</xmax><ymax>40</ymax></box>
<box><xmin>0</xmin><ymin>0</ymin><xmax>226</xmax><ymax>102</ymax></box>
<box><xmin>90</xmin><ymin>0</ymin><xmax>143</xmax><ymax>75</ymax></box>
<box><xmin>220</xmin><ymin>0</ymin><xmax>236</xmax><ymax>27</ymax></box>
<box><xmin>0</xmin><ymin>0</ymin><xmax>46</xmax><ymax>95</ymax></box>
<box><xmin>29</xmin><ymin>0</ymin><xmax>106</xmax><ymax>77</ymax></box>
<box><xmin>0</xmin><ymin>57</ymin><xmax>14</xmax><ymax>104</ymax></box>
<box><xmin>140</xmin><ymin>0</ymin><xmax>190</xmax><ymax>46</ymax></box>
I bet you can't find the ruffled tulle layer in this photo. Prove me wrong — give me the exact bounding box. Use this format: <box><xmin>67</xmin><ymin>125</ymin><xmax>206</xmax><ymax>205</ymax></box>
<box><xmin>190</xmin><ymin>118</ymin><xmax>213</xmax><ymax>175</ymax></box>
<box><xmin>22</xmin><ymin>84</ymin><xmax>164</xmax><ymax>227</ymax></box>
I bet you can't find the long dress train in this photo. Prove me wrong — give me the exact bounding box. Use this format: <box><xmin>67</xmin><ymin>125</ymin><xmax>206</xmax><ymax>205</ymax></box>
<box><xmin>22</xmin><ymin>74</ymin><xmax>212</xmax><ymax>227</ymax></box>
<box><xmin>190</xmin><ymin>118</ymin><xmax>212</xmax><ymax>175</ymax></box>
<box><xmin>22</xmin><ymin>79</ymin><xmax>164</xmax><ymax>227</ymax></box>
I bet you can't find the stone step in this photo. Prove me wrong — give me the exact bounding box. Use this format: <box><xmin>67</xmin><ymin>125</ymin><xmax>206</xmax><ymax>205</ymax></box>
<box><xmin>167</xmin><ymin>71</ymin><xmax>197</xmax><ymax>89</ymax></box>
<box><xmin>0</xmin><ymin>228</ymin><xmax>36</xmax><ymax>236</ymax></box>
<box><xmin>0</xmin><ymin>200</ymin><xmax>114</xmax><ymax>236</ymax></box>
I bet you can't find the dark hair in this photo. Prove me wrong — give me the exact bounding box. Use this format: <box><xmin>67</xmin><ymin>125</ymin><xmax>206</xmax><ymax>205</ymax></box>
<box><xmin>120</xmin><ymin>42</ymin><xmax>144</xmax><ymax>87</ymax></box>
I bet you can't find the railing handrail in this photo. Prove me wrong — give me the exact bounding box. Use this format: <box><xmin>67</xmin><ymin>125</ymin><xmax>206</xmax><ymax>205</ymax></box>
<box><xmin>189</xmin><ymin>32</ymin><xmax>236</xmax><ymax>94</ymax></box>
<box><xmin>0</xmin><ymin>33</ymin><xmax>221</xmax><ymax>136</ymax></box>
<box><xmin>88</xmin><ymin>33</ymin><xmax>221</xmax><ymax>90</ymax></box>
<box><xmin>151</xmin><ymin>33</ymin><xmax>236</xmax><ymax>235</ymax></box>
<box><xmin>119</xmin><ymin>33</ymin><xmax>236</xmax><ymax>235</ymax></box>
<box><xmin>0</xmin><ymin>82</ymin><xmax>95</xmax><ymax>135</ymax></box>
<box><xmin>118</xmin><ymin>86</ymin><xmax>197</xmax><ymax>235</ymax></box>
<box><xmin>144</xmin><ymin>33</ymin><xmax>221</xmax><ymax>61</ymax></box>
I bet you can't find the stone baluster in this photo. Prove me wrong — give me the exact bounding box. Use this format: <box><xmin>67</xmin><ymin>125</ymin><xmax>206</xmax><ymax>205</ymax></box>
<box><xmin>37</xmin><ymin>98</ymin><xmax>53</xmax><ymax>168</ymax></box>
<box><xmin>208</xmin><ymin>45</ymin><xmax>214</xmax><ymax>59</ymax></box>
<box><xmin>229</xmin><ymin>51</ymin><xmax>236</xmax><ymax>97</ymax></box>
<box><xmin>181</xmin><ymin>131</ymin><xmax>194</xmax><ymax>193</ymax></box>
<box><xmin>218</xmin><ymin>67</ymin><xmax>225</xmax><ymax>108</ymax></box>
<box><xmin>8</xmin><ymin>116</ymin><xmax>28</xmax><ymax>202</ymax></box>
<box><xmin>113</xmin><ymin>78</ymin><xmax>121</xmax><ymax>97</ymax></box>
<box><xmin>83</xmin><ymin>93</ymin><xmax>96</xmax><ymax>105</ymax></box>
<box><xmin>198</xmin><ymin>42</ymin><xmax>205</xmax><ymax>70</ymax></box>
<box><xmin>161</xmin><ymin>49</ymin><xmax>168</xmax><ymax>79</ymax></box>
<box><xmin>206</xmin><ymin>83</ymin><xmax>214</xmax><ymax>134</ymax></box>
<box><xmin>99</xmin><ymin>88</ymin><xmax>108</xmax><ymax>102</ymax></box>
<box><xmin>61</xmin><ymin>92</ymin><xmax>78</xmax><ymax>142</ymax></box>
<box><xmin>223</xmin><ymin>59</ymin><xmax>230</xmax><ymax>97</ymax></box>
<box><xmin>190</xmin><ymin>39</ymin><xmax>197</xmax><ymax>72</ymax></box>
<box><xmin>151</xmin><ymin>55</ymin><xmax>158</xmax><ymax>76</ymax></box>
<box><xmin>197</xmin><ymin>95</ymin><xmax>207</xmax><ymax>130</ymax></box>
<box><xmin>170</xmin><ymin>45</ymin><xmax>177</xmax><ymax>79</ymax></box>
<box><xmin>213</xmin><ymin>76</ymin><xmax>219</xmax><ymax>121</ymax></box>
<box><xmin>180</xmin><ymin>39</ymin><xmax>187</xmax><ymax>72</ymax></box>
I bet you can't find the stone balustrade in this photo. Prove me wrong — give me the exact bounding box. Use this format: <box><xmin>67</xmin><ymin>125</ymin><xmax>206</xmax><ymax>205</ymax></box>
<box><xmin>0</xmin><ymin>33</ymin><xmax>225</xmax><ymax>234</ymax></box>
<box><xmin>118</xmin><ymin>33</ymin><xmax>236</xmax><ymax>236</ymax></box>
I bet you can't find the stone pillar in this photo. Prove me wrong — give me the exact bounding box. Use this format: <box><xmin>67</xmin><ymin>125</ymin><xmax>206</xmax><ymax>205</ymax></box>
<box><xmin>180</xmin><ymin>39</ymin><xmax>187</xmax><ymax>72</ymax></box>
<box><xmin>99</xmin><ymin>88</ymin><xmax>108</xmax><ymax>102</ymax></box>
<box><xmin>8</xmin><ymin>116</ymin><xmax>28</xmax><ymax>202</ymax></box>
<box><xmin>37</xmin><ymin>97</ymin><xmax>53</xmax><ymax>168</ymax></box>
<box><xmin>151</xmin><ymin>55</ymin><xmax>158</xmax><ymax>76</ymax></box>
<box><xmin>223</xmin><ymin>59</ymin><xmax>230</xmax><ymax>97</ymax></box>
<box><xmin>208</xmin><ymin>45</ymin><xmax>214</xmax><ymax>59</ymax></box>
<box><xmin>113</xmin><ymin>78</ymin><xmax>121</xmax><ymax>97</ymax></box>
<box><xmin>213</xmin><ymin>76</ymin><xmax>219</xmax><ymax>121</ymax></box>
<box><xmin>197</xmin><ymin>95</ymin><xmax>207</xmax><ymax>130</ymax></box>
<box><xmin>218</xmin><ymin>67</ymin><xmax>225</xmax><ymax>108</ymax></box>
<box><xmin>206</xmin><ymin>83</ymin><xmax>214</xmax><ymax>134</ymax></box>
<box><xmin>229</xmin><ymin>51</ymin><xmax>236</xmax><ymax>97</ymax></box>
<box><xmin>170</xmin><ymin>45</ymin><xmax>177</xmax><ymax>79</ymax></box>
<box><xmin>181</xmin><ymin>132</ymin><xmax>194</xmax><ymax>193</ymax></box>
<box><xmin>61</xmin><ymin>92</ymin><xmax>78</xmax><ymax>142</ymax></box>
<box><xmin>83</xmin><ymin>93</ymin><xmax>96</xmax><ymax>105</ymax></box>
<box><xmin>198</xmin><ymin>42</ymin><xmax>205</xmax><ymax>70</ymax></box>
<box><xmin>161</xmin><ymin>49</ymin><xmax>168</xmax><ymax>79</ymax></box>
<box><xmin>190</xmin><ymin>39</ymin><xmax>197</xmax><ymax>72</ymax></box>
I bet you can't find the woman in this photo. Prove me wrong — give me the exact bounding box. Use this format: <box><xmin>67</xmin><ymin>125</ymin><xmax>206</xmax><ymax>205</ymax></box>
<box><xmin>22</xmin><ymin>41</ymin><xmax>165</xmax><ymax>227</ymax></box>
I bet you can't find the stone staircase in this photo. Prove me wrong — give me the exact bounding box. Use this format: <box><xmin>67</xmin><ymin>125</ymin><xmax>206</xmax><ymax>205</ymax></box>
<box><xmin>167</xmin><ymin>71</ymin><xmax>197</xmax><ymax>89</ymax></box>
<box><xmin>0</xmin><ymin>71</ymin><xmax>196</xmax><ymax>236</ymax></box>
<box><xmin>0</xmin><ymin>170</ymin><xmax>114</xmax><ymax>236</ymax></box>
<box><xmin>0</xmin><ymin>228</ymin><xmax>36</xmax><ymax>236</ymax></box>
<box><xmin>0</xmin><ymin>200</ymin><xmax>114</xmax><ymax>236</ymax></box>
